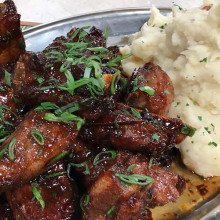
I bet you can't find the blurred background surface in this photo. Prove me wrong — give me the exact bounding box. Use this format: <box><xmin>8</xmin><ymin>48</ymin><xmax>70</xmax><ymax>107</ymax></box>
<box><xmin>13</xmin><ymin>0</ymin><xmax>202</xmax><ymax>23</ymax></box>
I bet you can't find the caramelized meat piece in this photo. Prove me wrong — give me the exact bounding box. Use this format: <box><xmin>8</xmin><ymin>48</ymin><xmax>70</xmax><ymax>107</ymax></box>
<box><xmin>12</xmin><ymin>27</ymin><xmax>121</xmax><ymax>111</ymax></box>
<box><xmin>126</xmin><ymin>63</ymin><xmax>174</xmax><ymax>115</ymax></box>
<box><xmin>7</xmin><ymin>162</ymin><xmax>79</xmax><ymax>220</ymax></box>
<box><xmin>0</xmin><ymin>0</ymin><xmax>25</xmax><ymax>65</ymax></box>
<box><xmin>68</xmin><ymin>143</ymin><xmax>185</xmax><ymax>219</ymax></box>
<box><xmin>79</xmin><ymin>106</ymin><xmax>188</xmax><ymax>156</ymax></box>
<box><xmin>0</xmin><ymin>81</ymin><xmax>21</xmax><ymax>127</ymax></box>
<box><xmin>12</xmin><ymin>51</ymin><xmax>83</xmax><ymax>107</ymax></box>
<box><xmin>0</xmin><ymin>110</ymin><xmax>78</xmax><ymax>193</ymax></box>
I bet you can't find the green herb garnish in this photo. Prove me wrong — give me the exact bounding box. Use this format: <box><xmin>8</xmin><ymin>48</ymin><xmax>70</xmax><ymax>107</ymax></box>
<box><xmin>127</xmin><ymin>164</ymin><xmax>135</xmax><ymax>173</ymax></box>
<box><xmin>107</xmin><ymin>205</ymin><xmax>115</xmax><ymax>215</ymax></box>
<box><xmin>4</xmin><ymin>70</ymin><xmax>11</xmax><ymax>87</ymax></box>
<box><xmin>31</xmin><ymin>130</ymin><xmax>45</xmax><ymax>145</ymax></box>
<box><xmin>130</xmin><ymin>108</ymin><xmax>142</xmax><ymax>119</ymax></box>
<box><xmin>46</xmin><ymin>171</ymin><xmax>67</xmax><ymax>179</ymax></box>
<box><xmin>208</xmin><ymin>142</ymin><xmax>218</xmax><ymax>147</ymax></box>
<box><xmin>139</xmin><ymin>86</ymin><xmax>155</xmax><ymax>96</ymax></box>
<box><xmin>67</xmin><ymin>162</ymin><xmax>90</xmax><ymax>176</ymax></box>
<box><xmin>31</xmin><ymin>182</ymin><xmax>45</xmax><ymax>209</ymax></box>
<box><xmin>115</xmin><ymin>173</ymin><xmax>154</xmax><ymax>186</ymax></box>
<box><xmin>93</xmin><ymin>150</ymin><xmax>116</xmax><ymax>165</ymax></box>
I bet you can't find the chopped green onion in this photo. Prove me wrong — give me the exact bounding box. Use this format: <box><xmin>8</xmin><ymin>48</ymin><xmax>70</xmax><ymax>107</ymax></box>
<box><xmin>107</xmin><ymin>205</ymin><xmax>115</xmax><ymax>215</ymax></box>
<box><xmin>111</xmin><ymin>71</ymin><xmax>121</xmax><ymax>95</ymax></box>
<box><xmin>0</xmin><ymin>105</ymin><xmax>17</xmax><ymax>126</ymax></box>
<box><xmin>105</xmin><ymin>27</ymin><xmax>109</xmax><ymax>43</ymax></box>
<box><xmin>69</xmin><ymin>26</ymin><xmax>90</xmax><ymax>40</ymax></box>
<box><xmin>208</xmin><ymin>142</ymin><xmax>218</xmax><ymax>147</ymax></box>
<box><xmin>34</xmin><ymin>102</ymin><xmax>59</xmax><ymax>111</ymax></box>
<box><xmin>88</xmin><ymin>47</ymin><xmax>108</xmax><ymax>52</ymax></box>
<box><xmin>130</xmin><ymin>108</ymin><xmax>142</xmax><ymax>119</ymax></box>
<box><xmin>18</xmin><ymin>38</ymin><xmax>25</xmax><ymax>50</ymax></box>
<box><xmin>44</xmin><ymin>112</ymin><xmax>85</xmax><ymax>130</ymax></box>
<box><xmin>115</xmin><ymin>173</ymin><xmax>154</xmax><ymax>186</ymax></box>
<box><xmin>4</xmin><ymin>70</ymin><xmax>11</xmax><ymax>87</ymax></box>
<box><xmin>67</xmin><ymin>162</ymin><xmax>90</xmax><ymax>176</ymax></box>
<box><xmin>139</xmin><ymin>86</ymin><xmax>155</xmax><ymax>96</ymax></box>
<box><xmin>37</xmin><ymin>77</ymin><xmax>44</xmax><ymax>84</ymax></box>
<box><xmin>31</xmin><ymin>182</ymin><xmax>45</xmax><ymax>209</ymax></box>
<box><xmin>52</xmin><ymin>192</ymin><xmax>57</xmax><ymax>197</ymax></box>
<box><xmin>152</xmin><ymin>133</ymin><xmax>160</xmax><ymax>141</ymax></box>
<box><xmin>198</xmin><ymin>116</ymin><xmax>202</xmax><ymax>121</ymax></box>
<box><xmin>31</xmin><ymin>130</ymin><xmax>45</xmax><ymax>146</ymax></box>
<box><xmin>48</xmin><ymin>151</ymin><xmax>68</xmax><ymax>165</ymax></box>
<box><xmin>0</xmin><ymin>136</ymin><xmax>16</xmax><ymax>161</ymax></box>
<box><xmin>93</xmin><ymin>150</ymin><xmax>116</xmax><ymax>165</ymax></box>
<box><xmin>0</xmin><ymin>86</ymin><xmax>6</xmax><ymax>92</ymax></box>
<box><xmin>181</xmin><ymin>124</ymin><xmax>196</xmax><ymax>137</ymax></box>
<box><xmin>204</xmin><ymin>127</ymin><xmax>211</xmax><ymax>134</ymax></box>
<box><xmin>106</xmin><ymin>53</ymin><xmax>132</xmax><ymax>67</ymax></box>
<box><xmin>80</xmin><ymin>194</ymin><xmax>90</xmax><ymax>217</ymax></box>
<box><xmin>54</xmin><ymin>102</ymin><xmax>79</xmax><ymax>115</ymax></box>
<box><xmin>200</xmin><ymin>57</ymin><xmax>207</xmax><ymax>63</ymax></box>
<box><xmin>8</xmin><ymin>137</ymin><xmax>16</xmax><ymax>161</ymax></box>
<box><xmin>127</xmin><ymin>164</ymin><xmax>135</xmax><ymax>173</ymax></box>
<box><xmin>164</xmin><ymin>90</ymin><xmax>170</xmax><ymax>94</ymax></box>
<box><xmin>148</xmin><ymin>157</ymin><xmax>153</xmax><ymax>170</ymax></box>
<box><xmin>45</xmin><ymin>171</ymin><xmax>67</xmax><ymax>179</ymax></box>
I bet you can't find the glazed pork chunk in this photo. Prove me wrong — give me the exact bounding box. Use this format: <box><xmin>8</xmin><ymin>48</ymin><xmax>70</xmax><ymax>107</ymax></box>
<box><xmin>68</xmin><ymin>141</ymin><xmax>185</xmax><ymax>220</ymax></box>
<box><xmin>0</xmin><ymin>0</ymin><xmax>25</xmax><ymax>65</ymax></box>
<box><xmin>125</xmin><ymin>62</ymin><xmax>174</xmax><ymax>115</ymax></box>
<box><xmin>12</xmin><ymin>27</ymin><xmax>122</xmax><ymax>111</ymax></box>
<box><xmin>79</xmin><ymin>105</ymin><xmax>191</xmax><ymax>156</ymax></box>
<box><xmin>0</xmin><ymin>109</ymin><xmax>78</xmax><ymax>193</ymax></box>
<box><xmin>6</xmin><ymin>162</ymin><xmax>79</xmax><ymax>220</ymax></box>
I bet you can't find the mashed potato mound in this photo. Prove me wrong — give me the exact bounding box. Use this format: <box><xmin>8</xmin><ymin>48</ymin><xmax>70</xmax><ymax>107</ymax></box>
<box><xmin>120</xmin><ymin>0</ymin><xmax>220</xmax><ymax>177</ymax></box>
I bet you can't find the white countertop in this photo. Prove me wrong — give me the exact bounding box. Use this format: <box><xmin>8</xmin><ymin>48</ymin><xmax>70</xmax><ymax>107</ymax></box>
<box><xmin>12</xmin><ymin>0</ymin><xmax>202</xmax><ymax>23</ymax></box>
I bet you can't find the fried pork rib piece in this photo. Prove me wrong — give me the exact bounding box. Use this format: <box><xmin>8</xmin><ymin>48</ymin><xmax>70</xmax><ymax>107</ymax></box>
<box><xmin>0</xmin><ymin>0</ymin><xmax>25</xmax><ymax>65</ymax></box>
<box><xmin>0</xmin><ymin>110</ymin><xmax>78</xmax><ymax>193</ymax></box>
<box><xmin>12</xmin><ymin>27</ymin><xmax>121</xmax><ymax>111</ymax></box>
<box><xmin>68</xmin><ymin>142</ymin><xmax>185</xmax><ymax>220</ymax></box>
<box><xmin>79</xmin><ymin>106</ymin><xmax>188</xmax><ymax>156</ymax></box>
<box><xmin>125</xmin><ymin>62</ymin><xmax>174</xmax><ymax>115</ymax></box>
<box><xmin>7</xmin><ymin>162</ymin><xmax>79</xmax><ymax>220</ymax></box>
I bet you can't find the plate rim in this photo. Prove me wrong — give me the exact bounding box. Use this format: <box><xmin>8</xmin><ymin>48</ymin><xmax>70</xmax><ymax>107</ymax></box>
<box><xmin>23</xmin><ymin>7</ymin><xmax>171</xmax><ymax>36</ymax></box>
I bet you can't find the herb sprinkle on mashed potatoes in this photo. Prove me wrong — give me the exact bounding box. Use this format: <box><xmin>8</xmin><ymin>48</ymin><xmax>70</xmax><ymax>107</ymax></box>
<box><xmin>120</xmin><ymin>0</ymin><xmax>220</xmax><ymax>177</ymax></box>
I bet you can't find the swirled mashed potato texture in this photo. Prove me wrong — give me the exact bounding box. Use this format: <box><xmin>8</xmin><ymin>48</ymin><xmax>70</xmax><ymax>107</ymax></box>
<box><xmin>120</xmin><ymin>0</ymin><xmax>220</xmax><ymax>177</ymax></box>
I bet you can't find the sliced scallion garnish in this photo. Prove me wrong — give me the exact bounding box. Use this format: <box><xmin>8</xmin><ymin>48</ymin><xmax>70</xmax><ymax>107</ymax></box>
<box><xmin>0</xmin><ymin>105</ymin><xmax>17</xmax><ymax>126</ymax></box>
<box><xmin>107</xmin><ymin>205</ymin><xmax>115</xmax><ymax>215</ymax></box>
<box><xmin>93</xmin><ymin>150</ymin><xmax>116</xmax><ymax>165</ymax></box>
<box><xmin>181</xmin><ymin>124</ymin><xmax>196</xmax><ymax>137</ymax></box>
<box><xmin>48</xmin><ymin>151</ymin><xmax>68</xmax><ymax>165</ymax></box>
<box><xmin>31</xmin><ymin>182</ymin><xmax>45</xmax><ymax>209</ymax></box>
<box><xmin>127</xmin><ymin>164</ymin><xmax>135</xmax><ymax>173</ymax></box>
<box><xmin>45</xmin><ymin>171</ymin><xmax>67</xmax><ymax>179</ymax></box>
<box><xmin>4</xmin><ymin>70</ymin><xmax>11</xmax><ymax>87</ymax></box>
<box><xmin>80</xmin><ymin>194</ymin><xmax>90</xmax><ymax>217</ymax></box>
<box><xmin>130</xmin><ymin>108</ymin><xmax>142</xmax><ymax>119</ymax></box>
<box><xmin>8</xmin><ymin>137</ymin><xmax>16</xmax><ymax>161</ymax></box>
<box><xmin>110</xmin><ymin>71</ymin><xmax>121</xmax><ymax>95</ymax></box>
<box><xmin>44</xmin><ymin>112</ymin><xmax>85</xmax><ymax>130</ymax></box>
<box><xmin>67</xmin><ymin>162</ymin><xmax>90</xmax><ymax>176</ymax></box>
<box><xmin>115</xmin><ymin>173</ymin><xmax>154</xmax><ymax>186</ymax></box>
<box><xmin>31</xmin><ymin>130</ymin><xmax>45</xmax><ymax>146</ymax></box>
<box><xmin>139</xmin><ymin>86</ymin><xmax>155</xmax><ymax>96</ymax></box>
<box><xmin>34</xmin><ymin>102</ymin><xmax>59</xmax><ymax>111</ymax></box>
<box><xmin>106</xmin><ymin>53</ymin><xmax>132</xmax><ymax>67</ymax></box>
